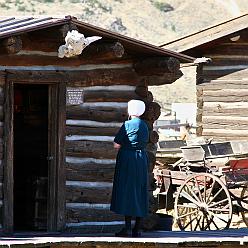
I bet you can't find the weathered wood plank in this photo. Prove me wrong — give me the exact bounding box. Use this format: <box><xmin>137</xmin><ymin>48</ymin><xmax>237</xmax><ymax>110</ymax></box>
<box><xmin>66</xmin><ymin>185</ymin><xmax>112</xmax><ymax>204</ymax></box>
<box><xmin>203</xmin><ymin>122</ymin><xmax>248</xmax><ymax>130</ymax></box>
<box><xmin>205</xmin><ymin>43</ymin><xmax>248</xmax><ymax>56</ymax></box>
<box><xmin>201</xmin><ymin>67</ymin><xmax>248</xmax><ymax>80</ymax></box>
<box><xmin>202</xmin><ymin>128</ymin><xmax>248</xmax><ymax>137</ymax></box>
<box><xmin>66</xmin><ymin>140</ymin><xmax>117</xmax><ymax>159</ymax></box>
<box><xmin>66</xmin><ymin>125</ymin><xmax>119</xmax><ymax>136</ymax></box>
<box><xmin>203</xmin><ymin>116</ymin><xmax>248</xmax><ymax>125</ymax></box>
<box><xmin>66</xmin><ymin>162</ymin><xmax>115</xmax><ymax>182</ymax></box>
<box><xmin>66</xmin><ymin>105</ymin><xmax>127</xmax><ymax>122</ymax></box>
<box><xmin>198</xmin><ymin>80</ymin><xmax>248</xmax><ymax>89</ymax></box>
<box><xmin>66</xmin><ymin>208</ymin><xmax>121</xmax><ymax>222</ymax></box>
<box><xmin>202</xmin><ymin>89</ymin><xmax>248</xmax><ymax>102</ymax></box>
<box><xmin>203</xmin><ymin>102</ymin><xmax>248</xmax><ymax>116</ymax></box>
<box><xmin>206</xmin><ymin>58</ymin><xmax>248</xmax><ymax>67</ymax></box>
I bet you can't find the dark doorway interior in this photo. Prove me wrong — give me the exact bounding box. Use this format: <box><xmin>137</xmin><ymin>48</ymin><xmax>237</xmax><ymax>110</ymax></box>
<box><xmin>13</xmin><ymin>84</ymin><xmax>48</xmax><ymax>231</ymax></box>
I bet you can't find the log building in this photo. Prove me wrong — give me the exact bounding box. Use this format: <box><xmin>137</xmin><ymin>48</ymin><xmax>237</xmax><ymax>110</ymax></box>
<box><xmin>0</xmin><ymin>16</ymin><xmax>194</xmax><ymax>234</ymax></box>
<box><xmin>161</xmin><ymin>13</ymin><xmax>248</xmax><ymax>141</ymax></box>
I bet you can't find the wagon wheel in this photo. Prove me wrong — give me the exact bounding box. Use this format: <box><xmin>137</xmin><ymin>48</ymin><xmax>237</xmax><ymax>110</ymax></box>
<box><xmin>240</xmin><ymin>183</ymin><xmax>248</xmax><ymax>227</ymax></box>
<box><xmin>174</xmin><ymin>173</ymin><xmax>232</xmax><ymax>231</ymax></box>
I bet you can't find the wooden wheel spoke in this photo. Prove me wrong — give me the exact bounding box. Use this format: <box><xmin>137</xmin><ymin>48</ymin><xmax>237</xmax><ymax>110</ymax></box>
<box><xmin>177</xmin><ymin>204</ymin><xmax>198</xmax><ymax>209</ymax></box>
<box><xmin>209</xmin><ymin>198</ymin><xmax>229</xmax><ymax>208</ymax></box>
<box><xmin>207</xmin><ymin>187</ymin><xmax>224</xmax><ymax>205</ymax></box>
<box><xmin>208</xmin><ymin>210</ymin><xmax>229</xmax><ymax>224</ymax></box>
<box><xmin>194</xmin><ymin>215</ymin><xmax>202</xmax><ymax>231</ymax></box>
<box><xmin>183</xmin><ymin>215</ymin><xmax>198</xmax><ymax>229</ymax></box>
<box><xmin>195</xmin><ymin>177</ymin><xmax>203</xmax><ymax>202</ymax></box>
<box><xmin>185</xmin><ymin>184</ymin><xmax>202</xmax><ymax>203</ymax></box>
<box><xmin>206</xmin><ymin>179</ymin><xmax>216</xmax><ymax>203</ymax></box>
<box><xmin>180</xmin><ymin>191</ymin><xmax>200</xmax><ymax>206</ymax></box>
<box><xmin>203</xmin><ymin>176</ymin><xmax>207</xmax><ymax>202</ymax></box>
<box><xmin>178</xmin><ymin>209</ymin><xmax>199</xmax><ymax>218</ymax></box>
<box><xmin>209</xmin><ymin>216</ymin><xmax>220</xmax><ymax>230</ymax></box>
<box><xmin>204</xmin><ymin>215</ymin><xmax>212</xmax><ymax>230</ymax></box>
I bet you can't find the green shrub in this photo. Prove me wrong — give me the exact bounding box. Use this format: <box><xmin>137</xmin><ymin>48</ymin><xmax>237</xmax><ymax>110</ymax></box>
<box><xmin>152</xmin><ymin>1</ymin><xmax>174</xmax><ymax>12</ymax></box>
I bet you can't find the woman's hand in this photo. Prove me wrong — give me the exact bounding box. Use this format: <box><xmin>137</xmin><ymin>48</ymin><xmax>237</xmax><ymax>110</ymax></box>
<box><xmin>114</xmin><ymin>142</ymin><xmax>121</xmax><ymax>149</ymax></box>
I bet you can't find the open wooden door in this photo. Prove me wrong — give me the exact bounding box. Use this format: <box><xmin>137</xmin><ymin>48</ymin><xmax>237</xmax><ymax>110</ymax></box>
<box><xmin>3</xmin><ymin>78</ymin><xmax>66</xmax><ymax>234</ymax></box>
<box><xmin>47</xmin><ymin>82</ymin><xmax>66</xmax><ymax>232</ymax></box>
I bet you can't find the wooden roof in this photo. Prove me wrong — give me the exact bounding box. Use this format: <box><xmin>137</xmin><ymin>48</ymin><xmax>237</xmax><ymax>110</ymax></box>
<box><xmin>0</xmin><ymin>15</ymin><xmax>195</xmax><ymax>62</ymax></box>
<box><xmin>160</xmin><ymin>13</ymin><xmax>248</xmax><ymax>53</ymax></box>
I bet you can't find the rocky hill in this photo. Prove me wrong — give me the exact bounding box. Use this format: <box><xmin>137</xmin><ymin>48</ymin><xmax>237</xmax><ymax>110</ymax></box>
<box><xmin>1</xmin><ymin>0</ymin><xmax>248</xmax><ymax>110</ymax></box>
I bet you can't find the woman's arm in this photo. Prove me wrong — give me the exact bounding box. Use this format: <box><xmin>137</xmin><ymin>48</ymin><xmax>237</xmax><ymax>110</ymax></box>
<box><xmin>113</xmin><ymin>142</ymin><xmax>121</xmax><ymax>149</ymax></box>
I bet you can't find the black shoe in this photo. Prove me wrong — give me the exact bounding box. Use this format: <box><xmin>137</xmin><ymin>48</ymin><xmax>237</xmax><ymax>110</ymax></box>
<box><xmin>132</xmin><ymin>229</ymin><xmax>141</xmax><ymax>237</ymax></box>
<box><xmin>115</xmin><ymin>228</ymin><xmax>132</xmax><ymax>237</ymax></box>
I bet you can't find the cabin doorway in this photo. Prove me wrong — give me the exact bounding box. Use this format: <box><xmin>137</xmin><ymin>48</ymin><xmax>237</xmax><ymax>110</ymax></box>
<box><xmin>3</xmin><ymin>80</ymin><xmax>66</xmax><ymax>234</ymax></box>
<box><xmin>13</xmin><ymin>84</ymin><xmax>48</xmax><ymax>231</ymax></box>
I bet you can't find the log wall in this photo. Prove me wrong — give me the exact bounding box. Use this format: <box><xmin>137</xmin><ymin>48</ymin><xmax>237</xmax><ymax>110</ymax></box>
<box><xmin>65</xmin><ymin>83</ymin><xmax>159</xmax><ymax>232</ymax></box>
<box><xmin>196</xmin><ymin>36</ymin><xmax>248</xmax><ymax>141</ymax></box>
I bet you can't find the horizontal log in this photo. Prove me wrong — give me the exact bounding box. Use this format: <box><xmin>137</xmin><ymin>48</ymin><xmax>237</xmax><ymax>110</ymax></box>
<box><xmin>21</xmin><ymin>24</ymin><xmax>78</xmax><ymax>50</ymax></box>
<box><xmin>66</xmin><ymin>126</ymin><xmax>119</xmax><ymax>136</ymax></box>
<box><xmin>203</xmin><ymin>102</ymin><xmax>248</xmax><ymax>116</ymax></box>
<box><xmin>202</xmin><ymin>89</ymin><xmax>248</xmax><ymax>102</ymax></box>
<box><xmin>207</xmin><ymin>58</ymin><xmax>248</xmax><ymax>67</ymax></box>
<box><xmin>82</xmin><ymin>42</ymin><xmax>125</xmax><ymax>60</ymax></box>
<box><xmin>0</xmin><ymin>54</ymin><xmax>131</xmax><ymax>67</ymax></box>
<box><xmin>134</xmin><ymin>57</ymin><xmax>180</xmax><ymax>75</ymax></box>
<box><xmin>66</xmin><ymin>105</ymin><xmax>127</xmax><ymax>122</ymax></box>
<box><xmin>66</xmin><ymin>140</ymin><xmax>117</xmax><ymax>159</ymax></box>
<box><xmin>0</xmin><ymin>36</ymin><xmax>22</xmax><ymax>54</ymax></box>
<box><xmin>202</xmin><ymin>116</ymin><xmax>248</xmax><ymax>129</ymax></box>
<box><xmin>66</xmin><ymin>208</ymin><xmax>122</xmax><ymax>222</ymax></box>
<box><xmin>66</xmin><ymin>186</ymin><xmax>112</xmax><ymax>204</ymax></box>
<box><xmin>205</xmin><ymin>44</ymin><xmax>248</xmax><ymax>56</ymax></box>
<box><xmin>202</xmin><ymin>128</ymin><xmax>248</xmax><ymax>137</ymax></box>
<box><xmin>83</xmin><ymin>90</ymin><xmax>139</xmax><ymax>102</ymax></box>
<box><xmin>7</xmin><ymin>69</ymin><xmax>182</xmax><ymax>86</ymax></box>
<box><xmin>135</xmin><ymin>85</ymin><xmax>148</xmax><ymax>98</ymax></box>
<box><xmin>202</xmin><ymin>122</ymin><xmax>248</xmax><ymax>130</ymax></box>
<box><xmin>66</xmin><ymin>162</ymin><xmax>115</xmax><ymax>182</ymax></box>
<box><xmin>198</xmin><ymin>79</ymin><xmax>248</xmax><ymax>89</ymax></box>
<box><xmin>201</xmin><ymin>67</ymin><xmax>248</xmax><ymax>81</ymax></box>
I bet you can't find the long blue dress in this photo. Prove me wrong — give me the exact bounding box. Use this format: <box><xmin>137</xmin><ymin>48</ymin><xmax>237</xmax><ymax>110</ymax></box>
<box><xmin>110</xmin><ymin>117</ymin><xmax>149</xmax><ymax>217</ymax></box>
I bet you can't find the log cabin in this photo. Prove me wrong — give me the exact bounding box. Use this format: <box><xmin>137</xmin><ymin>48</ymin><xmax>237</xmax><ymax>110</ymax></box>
<box><xmin>0</xmin><ymin>16</ymin><xmax>194</xmax><ymax>234</ymax></box>
<box><xmin>161</xmin><ymin>13</ymin><xmax>248</xmax><ymax>141</ymax></box>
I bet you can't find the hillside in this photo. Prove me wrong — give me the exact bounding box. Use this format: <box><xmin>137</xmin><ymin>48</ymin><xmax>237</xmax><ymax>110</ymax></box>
<box><xmin>1</xmin><ymin>0</ymin><xmax>248</xmax><ymax>110</ymax></box>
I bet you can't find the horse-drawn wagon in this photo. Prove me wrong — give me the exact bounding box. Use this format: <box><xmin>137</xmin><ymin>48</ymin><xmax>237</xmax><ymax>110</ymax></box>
<box><xmin>156</xmin><ymin>141</ymin><xmax>248</xmax><ymax>231</ymax></box>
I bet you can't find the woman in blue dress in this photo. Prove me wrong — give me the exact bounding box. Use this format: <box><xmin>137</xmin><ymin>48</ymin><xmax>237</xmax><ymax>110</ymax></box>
<box><xmin>110</xmin><ymin>99</ymin><xmax>149</xmax><ymax>237</ymax></box>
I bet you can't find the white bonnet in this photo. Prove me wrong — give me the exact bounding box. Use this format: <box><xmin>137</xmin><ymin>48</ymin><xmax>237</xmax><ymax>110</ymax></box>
<box><xmin>128</xmin><ymin>100</ymin><xmax>146</xmax><ymax>116</ymax></box>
